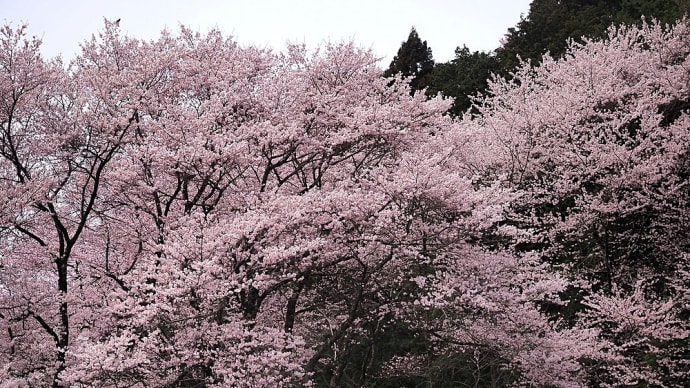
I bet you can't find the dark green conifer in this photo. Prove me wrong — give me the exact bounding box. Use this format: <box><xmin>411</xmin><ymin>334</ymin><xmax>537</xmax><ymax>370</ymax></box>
<box><xmin>384</xmin><ymin>27</ymin><xmax>434</xmax><ymax>91</ymax></box>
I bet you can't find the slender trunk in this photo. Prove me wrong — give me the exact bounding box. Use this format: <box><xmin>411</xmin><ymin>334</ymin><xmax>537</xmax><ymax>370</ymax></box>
<box><xmin>53</xmin><ymin>256</ymin><xmax>69</xmax><ymax>387</ymax></box>
<box><xmin>284</xmin><ymin>275</ymin><xmax>308</xmax><ymax>333</ymax></box>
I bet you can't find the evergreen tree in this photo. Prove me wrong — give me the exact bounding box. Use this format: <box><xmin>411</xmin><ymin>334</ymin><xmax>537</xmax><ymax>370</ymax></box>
<box><xmin>422</xmin><ymin>0</ymin><xmax>686</xmax><ymax>118</ymax></box>
<box><xmin>384</xmin><ymin>27</ymin><xmax>434</xmax><ymax>91</ymax></box>
<box><xmin>495</xmin><ymin>0</ymin><xmax>684</xmax><ymax>72</ymax></box>
<box><xmin>427</xmin><ymin>46</ymin><xmax>498</xmax><ymax>116</ymax></box>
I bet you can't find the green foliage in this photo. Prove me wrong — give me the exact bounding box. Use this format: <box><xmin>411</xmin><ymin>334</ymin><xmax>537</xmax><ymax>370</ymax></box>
<box><xmin>426</xmin><ymin>46</ymin><xmax>498</xmax><ymax>116</ymax></box>
<box><xmin>616</xmin><ymin>0</ymin><xmax>685</xmax><ymax>25</ymax></box>
<box><xmin>495</xmin><ymin>0</ymin><xmax>684</xmax><ymax>71</ymax></box>
<box><xmin>412</xmin><ymin>0</ymin><xmax>687</xmax><ymax>117</ymax></box>
<box><xmin>384</xmin><ymin>27</ymin><xmax>435</xmax><ymax>91</ymax></box>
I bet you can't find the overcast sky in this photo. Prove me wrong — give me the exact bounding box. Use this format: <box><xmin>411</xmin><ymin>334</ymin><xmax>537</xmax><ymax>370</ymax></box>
<box><xmin>2</xmin><ymin>0</ymin><xmax>532</xmax><ymax>66</ymax></box>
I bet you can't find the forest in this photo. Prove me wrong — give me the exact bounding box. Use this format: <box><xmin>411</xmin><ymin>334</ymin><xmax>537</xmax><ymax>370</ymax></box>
<box><xmin>0</xmin><ymin>0</ymin><xmax>689</xmax><ymax>387</ymax></box>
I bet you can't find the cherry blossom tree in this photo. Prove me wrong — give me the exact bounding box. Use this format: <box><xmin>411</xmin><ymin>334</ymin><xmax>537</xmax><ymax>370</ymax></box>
<box><xmin>5</xmin><ymin>17</ymin><xmax>685</xmax><ymax>388</ymax></box>
<box><xmin>458</xmin><ymin>18</ymin><xmax>690</xmax><ymax>386</ymax></box>
<box><xmin>0</xmin><ymin>22</ymin><xmax>119</xmax><ymax>386</ymax></box>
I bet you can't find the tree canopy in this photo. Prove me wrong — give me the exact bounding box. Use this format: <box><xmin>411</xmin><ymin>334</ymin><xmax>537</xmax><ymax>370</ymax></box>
<box><xmin>383</xmin><ymin>27</ymin><xmax>435</xmax><ymax>91</ymax></box>
<box><xmin>495</xmin><ymin>0</ymin><xmax>685</xmax><ymax>70</ymax></box>
<box><xmin>1</xmin><ymin>10</ymin><xmax>690</xmax><ymax>388</ymax></box>
<box><xmin>426</xmin><ymin>46</ymin><xmax>498</xmax><ymax>116</ymax></box>
<box><xmin>422</xmin><ymin>0</ymin><xmax>687</xmax><ymax>117</ymax></box>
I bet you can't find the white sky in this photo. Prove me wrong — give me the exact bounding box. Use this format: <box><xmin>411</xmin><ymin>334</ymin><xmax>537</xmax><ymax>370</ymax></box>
<box><xmin>2</xmin><ymin>0</ymin><xmax>532</xmax><ymax>66</ymax></box>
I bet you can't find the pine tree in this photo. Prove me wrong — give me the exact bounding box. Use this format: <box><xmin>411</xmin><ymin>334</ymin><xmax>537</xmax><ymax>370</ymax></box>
<box><xmin>427</xmin><ymin>46</ymin><xmax>498</xmax><ymax>116</ymax></box>
<box><xmin>384</xmin><ymin>27</ymin><xmax>434</xmax><ymax>91</ymax></box>
<box><xmin>495</xmin><ymin>0</ymin><xmax>684</xmax><ymax>72</ymax></box>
